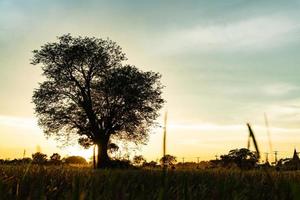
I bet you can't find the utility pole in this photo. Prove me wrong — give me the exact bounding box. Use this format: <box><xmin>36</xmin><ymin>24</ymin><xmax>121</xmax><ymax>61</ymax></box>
<box><xmin>274</xmin><ymin>151</ymin><xmax>278</xmax><ymax>164</ymax></box>
<box><xmin>23</xmin><ymin>149</ymin><xmax>26</xmax><ymax>159</ymax></box>
<box><xmin>182</xmin><ymin>157</ymin><xmax>185</xmax><ymax>163</ymax></box>
<box><xmin>265</xmin><ymin>152</ymin><xmax>269</xmax><ymax>163</ymax></box>
<box><xmin>197</xmin><ymin>157</ymin><xmax>200</xmax><ymax>164</ymax></box>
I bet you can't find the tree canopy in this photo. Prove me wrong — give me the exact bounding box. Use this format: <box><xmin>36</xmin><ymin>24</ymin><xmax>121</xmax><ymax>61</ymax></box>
<box><xmin>160</xmin><ymin>154</ymin><xmax>177</xmax><ymax>167</ymax></box>
<box><xmin>219</xmin><ymin>148</ymin><xmax>258</xmax><ymax>169</ymax></box>
<box><xmin>133</xmin><ymin>155</ymin><xmax>146</xmax><ymax>166</ymax></box>
<box><xmin>32</xmin><ymin>152</ymin><xmax>47</xmax><ymax>164</ymax></box>
<box><xmin>32</xmin><ymin>34</ymin><xmax>164</xmax><ymax>168</ymax></box>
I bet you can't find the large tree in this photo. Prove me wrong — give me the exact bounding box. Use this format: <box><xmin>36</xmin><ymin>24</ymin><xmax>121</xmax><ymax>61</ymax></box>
<box><xmin>32</xmin><ymin>34</ymin><xmax>164</xmax><ymax>168</ymax></box>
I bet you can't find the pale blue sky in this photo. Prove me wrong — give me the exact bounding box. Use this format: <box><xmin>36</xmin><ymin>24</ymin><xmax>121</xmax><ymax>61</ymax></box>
<box><xmin>0</xmin><ymin>0</ymin><xmax>300</xmax><ymax>161</ymax></box>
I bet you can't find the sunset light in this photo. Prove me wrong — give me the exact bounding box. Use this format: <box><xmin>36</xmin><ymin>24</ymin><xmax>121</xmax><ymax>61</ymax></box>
<box><xmin>1</xmin><ymin>1</ymin><xmax>300</xmax><ymax>199</ymax></box>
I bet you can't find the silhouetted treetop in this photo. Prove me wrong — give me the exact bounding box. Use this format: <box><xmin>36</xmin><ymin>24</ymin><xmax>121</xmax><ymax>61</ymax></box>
<box><xmin>31</xmin><ymin>34</ymin><xmax>126</xmax><ymax>76</ymax></box>
<box><xmin>32</xmin><ymin>34</ymin><xmax>164</xmax><ymax>168</ymax></box>
<box><xmin>64</xmin><ymin>156</ymin><xmax>87</xmax><ymax>165</ymax></box>
<box><xmin>32</xmin><ymin>152</ymin><xmax>47</xmax><ymax>164</ymax></box>
<box><xmin>133</xmin><ymin>155</ymin><xmax>146</xmax><ymax>166</ymax></box>
<box><xmin>160</xmin><ymin>154</ymin><xmax>177</xmax><ymax>166</ymax></box>
<box><xmin>219</xmin><ymin>148</ymin><xmax>258</xmax><ymax>169</ymax></box>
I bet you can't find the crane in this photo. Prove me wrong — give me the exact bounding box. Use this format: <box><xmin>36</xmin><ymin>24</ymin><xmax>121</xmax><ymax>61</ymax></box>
<box><xmin>247</xmin><ymin>123</ymin><xmax>260</xmax><ymax>159</ymax></box>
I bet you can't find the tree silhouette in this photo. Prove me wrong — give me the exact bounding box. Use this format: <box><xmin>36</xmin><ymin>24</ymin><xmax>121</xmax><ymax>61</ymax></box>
<box><xmin>133</xmin><ymin>155</ymin><xmax>146</xmax><ymax>166</ymax></box>
<box><xmin>32</xmin><ymin>34</ymin><xmax>164</xmax><ymax>168</ymax></box>
<box><xmin>160</xmin><ymin>154</ymin><xmax>177</xmax><ymax>167</ymax></box>
<box><xmin>143</xmin><ymin>160</ymin><xmax>157</xmax><ymax>168</ymax></box>
<box><xmin>64</xmin><ymin>156</ymin><xmax>87</xmax><ymax>165</ymax></box>
<box><xmin>49</xmin><ymin>153</ymin><xmax>62</xmax><ymax>165</ymax></box>
<box><xmin>32</xmin><ymin>152</ymin><xmax>47</xmax><ymax>164</ymax></box>
<box><xmin>220</xmin><ymin>148</ymin><xmax>258</xmax><ymax>169</ymax></box>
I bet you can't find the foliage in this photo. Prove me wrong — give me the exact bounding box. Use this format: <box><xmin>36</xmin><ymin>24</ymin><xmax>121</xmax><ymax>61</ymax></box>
<box><xmin>160</xmin><ymin>154</ymin><xmax>177</xmax><ymax>167</ymax></box>
<box><xmin>31</xmin><ymin>34</ymin><xmax>164</xmax><ymax>168</ymax></box>
<box><xmin>278</xmin><ymin>159</ymin><xmax>300</xmax><ymax>171</ymax></box>
<box><xmin>133</xmin><ymin>155</ymin><xmax>146</xmax><ymax>166</ymax></box>
<box><xmin>109</xmin><ymin>159</ymin><xmax>134</xmax><ymax>169</ymax></box>
<box><xmin>50</xmin><ymin>153</ymin><xmax>61</xmax><ymax>160</ymax></box>
<box><xmin>0</xmin><ymin>158</ymin><xmax>32</xmax><ymax>165</ymax></box>
<box><xmin>175</xmin><ymin>161</ymin><xmax>212</xmax><ymax>170</ymax></box>
<box><xmin>142</xmin><ymin>161</ymin><xmax>158</xmax><ymax>168</ymax></box>
<box><xmin>218</xmin><ymin>148</ymin><xmax>258</xmax><ymax>169</ymax></box>
<box><xmin>1</xmin><ymin>165</ymin><xmax>300</xmax><ymax>199</ymax></box>
<box><xmin>49</xmin><ymin>153</ymin><xmax>62</xmax><ymax>165</ymax></box>
<box><xmin>32</xmin><ymin>152</ymin><xmax>47</xmax><ymax>164</ymax></box>
<box><xmin>21</xmin><ymin>158</ymin><xmax>33</xmax><ymax>164</ymax></box>
<box><xmin>63</xmin><ymin>156</ymin><xmax>87</xmax><ymax>165</ymax></box>
<box><xmin>108</xmin><ymin>143</ymin><xmax>119</xmax><ymax>155</ymax></box>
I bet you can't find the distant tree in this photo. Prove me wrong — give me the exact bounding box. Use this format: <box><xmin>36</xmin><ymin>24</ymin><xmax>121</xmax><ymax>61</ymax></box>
<box><xmin>143</xmin><ymin>161</ymin><xmax>157</xmax><ymax>168</ymax></box>
<box><xmin>278</xmin><ymin>149</ymin><xmax>300</xmax><ymax>170</ymax></box>
<box><xmin>49</xmin><ymin>153</ymin><xmax>62</xmax><ymax>165</ymax></box>
<box><xmin>108</xmin><ymin>159</ymin><xmax>133</xmax><ymax>169</ymax></box>
<box><xmin>32</xmin><ymin>152</ymin><xmax>47</xmax><ymax>164</ymax></box>
<box><xmin>64</xmin><ymin>156</ymin><xmax>87</xmax><ymax>165</ymax></box>
<box><xmin>50</xmin><ymin>153</ymin><xmax>61</xmax><ymax>161</ymax></box>
<box><xmin>176</xmin><ymin>162</ymin><xmax>202</xmax><ymax>169</ymax></box>
<box><xmin>21</xmin><ymin>158</ymin><xmax>32</xmax><ymax>164</ymax></box>
<box><xmin>160</xmin><ymin>154</ymin><xmax>177</xmax><ymax>167</ymax></box>
<box><xmin>197</xmin><ymin>161</ymin><xmax>212</xmax><ymax>169</ymax></box>
<box><xmin>133</xmin><ymin>155</ymin><xmax>146</xmax><ymax>166</ymax></box>
<box><xmin>9</xmin><ymin>159</ymin><xmax>19</xmax><ymax>165</ymax></box>
<box><xmin>32</xmin><ymin>34</ymin><xmax>164</xmax><ymax>168</ymax></box>
<box><xmin>220</xmin><ymin>148</ymin><xmax>258</xmax><ymax>169</ymax></box>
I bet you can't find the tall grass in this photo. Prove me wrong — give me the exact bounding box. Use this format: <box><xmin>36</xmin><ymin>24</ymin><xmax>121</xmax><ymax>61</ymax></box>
<box><xmin>161</xmin><ymin>111</ymin><xmax>168</xmax><ymax>200</ymax></box>
<box><xmin>1</xmin><ymin>165</ymin><xmax>300</xmax><ymax>199</ymax></box>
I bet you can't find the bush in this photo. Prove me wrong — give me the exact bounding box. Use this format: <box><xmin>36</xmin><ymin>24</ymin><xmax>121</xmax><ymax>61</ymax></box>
<box><xmin>32</xmin><ymin>152</ymin><xmax>47</xmax><ymax>164</ymax></box>
<box><xmin>63</xmin><ymin>156</ymin><xmax>87</xmax><ymax>165</ymax></box>
<box><xmin>109</xmin><ymin>159</ymin><xmax>135</xmax><ymax>169</ymax></box>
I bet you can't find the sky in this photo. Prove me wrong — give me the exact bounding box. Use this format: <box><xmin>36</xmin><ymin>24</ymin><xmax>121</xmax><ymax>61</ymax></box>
<box><xmin>0</xmin><ymin>0</ymin><xmax>300</xmax><ymax>162</ymax></box>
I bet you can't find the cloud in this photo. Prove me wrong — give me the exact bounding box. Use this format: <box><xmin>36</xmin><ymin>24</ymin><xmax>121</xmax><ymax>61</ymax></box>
<box><xmin>169</xmin><ymin>122</ymin><xmax>300</xmax><ymax>133</ymax></box>
<box><xmin>0</xmin><ymin>115</ymin><xmax>38</xmax><ymax>129</ymax></box>
<box><xmin>210</xmin><ymin>82</ymin><xmax>299</xmax><ymax>100</ymax></box>
<box><xmin>262</xmin><ymin>83</ymin><xmax>299</xmax><ymax>96</ymax></box>
<box><xmin>158</xmin><ymin>16</ymin><xmax>300</xmax><ymax>54</ymax></box>
<box><xmin>264</xmin><ymin>102</ymin><xmax>300</xmax><ymax>121</ymax></box>
<box><xmin>169</xmin><ymin>123</ymin><xmax>243</xmax><ymax>131</ymax></box>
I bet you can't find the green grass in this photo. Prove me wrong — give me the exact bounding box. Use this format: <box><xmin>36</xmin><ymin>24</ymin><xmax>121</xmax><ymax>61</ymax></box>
<box><xmin>0</xmin><ymin>165</ymin><xmax>300</xmax><ymax>200</ymax></box>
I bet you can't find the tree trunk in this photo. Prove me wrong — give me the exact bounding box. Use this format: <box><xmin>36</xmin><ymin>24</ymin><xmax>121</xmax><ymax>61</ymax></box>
<box><xmin>93</xmin><ymin>145</ymin><xmax>96</xmax><ymax>169</ymax></box>
<box><xmin>96</xmin><ymin>139</ymin><xmax>110</xmax><ymax>169</ymax></box>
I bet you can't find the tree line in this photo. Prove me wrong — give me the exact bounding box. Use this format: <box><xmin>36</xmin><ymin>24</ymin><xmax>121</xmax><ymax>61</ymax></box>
<box><xmin>1</xmin><ymin>148</ymin><xmax>299</xmax><ymax>171</ymax></box>
<box><xmin>0</xmin><ymin>153</ymin><xmax>87</xmax><ymax>165</ymax></box>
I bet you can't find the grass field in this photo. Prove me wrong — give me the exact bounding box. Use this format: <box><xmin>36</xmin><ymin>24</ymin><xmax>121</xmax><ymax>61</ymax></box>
<box><xmin>1</xmin><ymin>165</ymin><xmax>300</xmax><ymax>200</ymax></box>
